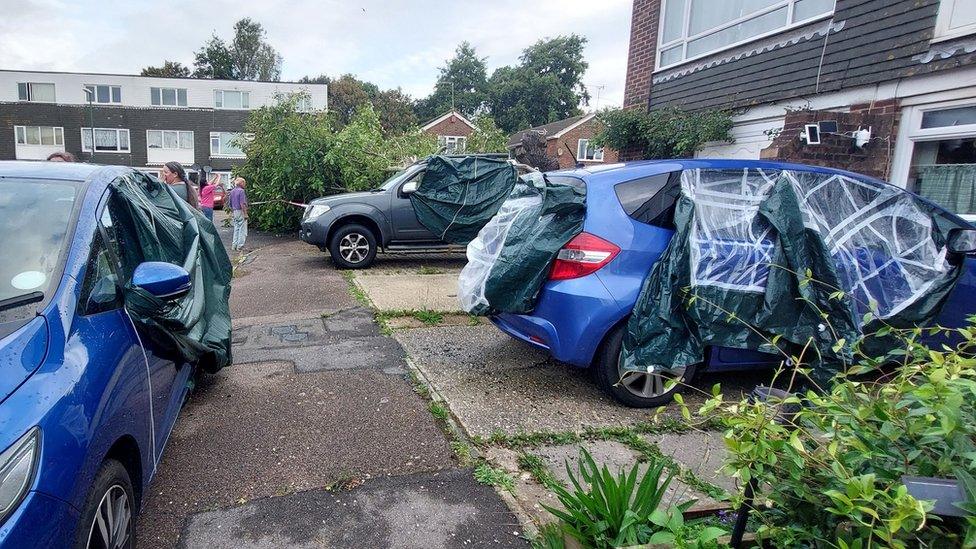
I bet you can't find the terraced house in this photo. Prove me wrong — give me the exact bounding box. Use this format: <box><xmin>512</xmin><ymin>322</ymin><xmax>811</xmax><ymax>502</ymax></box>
<box><xmin>0</xmin><ymin>70</ymin><xmax>327</xmax><ymax>184</ymax></box>
<box><xmin>624</xmin><ymin>0</ymin><xmax>976</xmax><ymax>218</ymax></box>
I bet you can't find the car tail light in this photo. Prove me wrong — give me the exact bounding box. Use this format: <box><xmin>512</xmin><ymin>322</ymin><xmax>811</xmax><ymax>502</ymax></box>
<box><xmin>549</xmin><ymin>232</ymin><xmax>620</xmax><ymax>280</ymax></box>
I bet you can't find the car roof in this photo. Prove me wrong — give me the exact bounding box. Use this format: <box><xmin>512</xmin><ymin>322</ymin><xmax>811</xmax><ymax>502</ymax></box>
<box><xmin>0</xmin><ymin>160</ymin><xmax>105</xmax><ymax>181</ymax></box>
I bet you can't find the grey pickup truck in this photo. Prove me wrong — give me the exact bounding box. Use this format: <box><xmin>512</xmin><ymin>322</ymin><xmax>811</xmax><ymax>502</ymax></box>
<box><xmin>300</xmin><ymin>155</ymin><xmax>514</xmax><ymax>269</ymax></box>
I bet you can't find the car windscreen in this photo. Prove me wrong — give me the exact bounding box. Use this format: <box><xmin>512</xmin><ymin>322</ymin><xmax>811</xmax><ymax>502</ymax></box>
<box><xmin>378</xmin><ymin>167</ymin><xmax>413</xmax><ymax>191</ymax></box>
<box><xmin>0</xmin><ymin>178</ymin><xmax>79</xmax><ymax>322</ymax></box>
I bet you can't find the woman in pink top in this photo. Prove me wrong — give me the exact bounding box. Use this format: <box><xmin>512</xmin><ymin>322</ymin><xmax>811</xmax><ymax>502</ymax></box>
<box><xmin>199</xmin><ymin>174</ymin><xmax>218</xmax><ymax>222</ymax></box>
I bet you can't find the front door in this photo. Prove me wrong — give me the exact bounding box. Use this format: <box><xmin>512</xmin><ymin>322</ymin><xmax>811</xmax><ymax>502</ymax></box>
<box><xmin>391</xmin><ymin>169</ymin><xmax>439</xmax><ymax>242</ymax></box>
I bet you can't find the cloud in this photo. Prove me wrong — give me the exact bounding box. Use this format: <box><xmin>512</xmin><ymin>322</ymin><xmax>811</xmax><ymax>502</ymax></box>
<box><xmin>0</xmin><ymin>0</ymin><xmax>632</xmax><ymax>107</ymax></box>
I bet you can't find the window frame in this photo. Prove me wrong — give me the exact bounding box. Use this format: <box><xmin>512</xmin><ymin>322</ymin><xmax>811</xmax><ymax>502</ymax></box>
<box><xmin>209</xmin><ymin>131</ymin><xmax>249</xmax><ymax>158</ymax></box>
<box><xmin>81</xmin><ymin>127</ymin><xmax>131</xmax><ymax>154</ymax></box>
<box><xmin>17</xmin><ymin>82</ymin><xmax>56</xmax><ymax>103</ymax></box>
<box><xmin>84</xmin><ymin>84</ymin><xmax>122</xmax><ymax>105</ymax></box>
<box><xmin>933</xmin><ymin>0</ymin><xmax>976</xmax><ymax>42</ymax></box>
<box><xmin>577</xmin><ymin>139</ymin><xmax>605</xmax><ymax>162</ymax></box>
<box><xmin>437</xmin><ymin>135</ymin><xmax>467</xmax><ymax>153</ymax></box>
<box><xmin>150</xmin><ymin>87</ymin><xmax>188</xmax><ymax>107</ymax></box>
<box><xmin>213</xmin><ymin>89</ymin><xmax>250</xmax><ymax>110</ymax></box>
<box><xmin>656</xmin><ymin>0</ymin><xmax>835</xmax><ymax>71</ymax></box>
<box><xmin>14</xmin><ymin>125</ymin><xmax>64</xmax><ymax>146</ymax></box>
<box><xmin>146</xmin><ymin>129</ymin><xmax>194</xmax><ymax>151</ymax></box>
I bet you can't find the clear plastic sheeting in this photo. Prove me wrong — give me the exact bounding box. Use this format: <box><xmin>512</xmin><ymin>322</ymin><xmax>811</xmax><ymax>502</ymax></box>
<box><xmin>624</xmin><ymin>167</ymin><xmax>962</xmax><ymax>383</ymax></box>
<box><xmin>459</xmin><ymin>173</ymin><xmax>586</xmax><ymax>315</ymax></box>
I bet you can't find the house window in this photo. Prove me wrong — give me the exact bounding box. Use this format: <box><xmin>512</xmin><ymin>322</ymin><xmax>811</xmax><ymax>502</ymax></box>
<box><xmin>147</xmin><ymin>130</ymin><xmax>193</xmax><ymax>150</ymax></box>
<box><xmin>934</xmin><ymin>0</ymin><xmax>976</xmax><ymax>42</ymax></box>
<box><xmin>214</xmin><ymin>90</ymin><xmax>250</xmax><ymax>109</ymax></box>
<box><xmin>82</xmin><ymin>128</ymin><xmax>130</xmax><ymax>153</ymax></box>
<box><xmin>657</xmin><ymin>0</ymin><xmax>835</xmax><ymax>68</ymax></box>
<box><xmin>14</xmin><ymin>126</ymin><xmax>64</xmax><ymax>146</ymax></box>
<box><xmin>902</xmin><ymin>104</ymin><xmax>976</xmax><ymax>218</ymax></box>
<box><xmin>577</xmin><ymin>139</ymin><xmax>605</xmax><ymax>162</ymax></box>
<box><xmin>210</xmin><ymin>132</ymin><xmax>248</xmax><ymax>157</ymax></box>
<box><xmin>17</xmin><ymin>82</ymin><xmax>56</xmax><ymax>102</ymax></box>
<box><xmin>84</xmin><ymin>84</ymin><xmax>122</xmax><ymax>104</ymax></box>
<box><xmin>296</xmin><ymin>95</ymin><xmax>314</xmax><ymax>112</ymax></box>
<box><xmin>437</xmin><ymin>135</ymin><xmax>466</xmax><ymax>153</ymax></box>
<box><xmin>150</xmin><ymin>87</ymin><xmax>188</xmax><ymax>107</ymax></box>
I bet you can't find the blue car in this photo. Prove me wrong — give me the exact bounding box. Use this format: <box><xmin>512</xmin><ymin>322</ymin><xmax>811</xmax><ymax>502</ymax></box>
<box><xmin>491</xmin><ymin>159</ymin><xmax>976</xmax><ymax>407</ymax></box>
<box><xmin>0</xmin><ymin>162</ymin><xmax>202</xmax><ymax>548</ymax></box>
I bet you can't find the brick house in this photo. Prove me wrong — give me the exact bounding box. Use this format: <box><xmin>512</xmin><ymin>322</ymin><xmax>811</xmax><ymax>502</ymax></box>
<box><xmin>421</xmin><ymin>110</ymin><xmax>475</xmax><ymax>153</ymax></box>
<box><xmin>623</xmin><ymin>0</ymin><xmax>976</xmax><ymax>218</ymax></box>
<box><xmin>0</xmin><ymin>70</ymin><xmax>327</xmax><ymax>185</ymax></box>
<box><xmin>507</xmin><ymin>113</ymin><xmax>620</xmax><ymax>170</ymax></box>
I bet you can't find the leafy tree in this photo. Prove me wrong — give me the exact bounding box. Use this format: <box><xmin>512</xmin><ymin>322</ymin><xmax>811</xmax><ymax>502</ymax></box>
<box><xmin>140</xmin><ymin>61</ymin><xmax>190</xmax><ymax>78</ymax></box>
<box><xmin>193</xmin><ymin>35</ymin><xmax>235</xmax><ymax>79</ymax></box>
<box><xmin>467</xmin><ymin>115</ymin><xmax>508</xmax><ymax>153</ymax></box>
<box><xmin>416</xmin><ymin>42</ymin><xmax>489</xmax><ymax>120</ymax></box>
<box><xmin>192</xmin><ymin>19</ymin><xmax>282</xmax><ymax>80</ymax></box>
<box><xmin>323</xmin><ymin>74</ymin><xmax>373</xmax><ymax>127</ymax></box>
<box><xmin>594</xmin><ymin>107</ymin><xmax>733</xmax><ymax>159</ymax></box>
<box><xmin>300</xmin><ymin>74</ymin><xmax>417</xmax><ymax>135</ymax></box>
<box><xmin>372</xmin><ymin>88</ymin><xmax>419</xmax><ymax>135</ymax></box>
<box><xmin>486</xmin><ymin>35</ymin><xmax>590</xmax><ymax>134</ymax></box>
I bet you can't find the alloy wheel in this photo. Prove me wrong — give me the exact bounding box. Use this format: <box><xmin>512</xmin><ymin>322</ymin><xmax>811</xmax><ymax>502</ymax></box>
<box><xmin>87</xmin><ymin>485</ymin><xmax>131</xmax><ymax>549</ymax></box>
<box><xmin>339</xmin><ymin>233</ymin><xmax>370</xmax><ymax>264</ymax></box>
<box><xmin>617</xmin><ymin>354</ymin><xmax>686</xmax><ymax>399</ymax></box>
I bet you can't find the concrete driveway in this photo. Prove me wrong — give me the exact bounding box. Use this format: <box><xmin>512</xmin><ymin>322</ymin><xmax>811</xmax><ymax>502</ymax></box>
<box><xmin>136</xmin><ymin>213</ymin><xmax>527</xmax><ymax>548</ymax></box>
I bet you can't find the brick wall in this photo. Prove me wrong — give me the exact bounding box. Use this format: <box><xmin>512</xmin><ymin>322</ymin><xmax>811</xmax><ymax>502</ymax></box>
<box><xmin>422</xmin><ymin>115</ymin><xmax>474</xmax><ymax>138</ymax></box>
<box><xmin>622</xmin><ymin>0</ymin><xmax>660</xmax><ymax>110</ymax></box>
<box><xmin>760</xmin><ymin>100</ymin><xmax>900</xmax><ymax>180</ymax></box>
<box><xmin>544</xmin><ymin>119</ymin><xmax>620</xmax><ymax>170</ymax></box>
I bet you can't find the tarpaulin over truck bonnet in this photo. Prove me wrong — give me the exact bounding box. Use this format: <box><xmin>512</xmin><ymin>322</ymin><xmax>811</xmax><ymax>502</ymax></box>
<box><xmin>109</xmin><ymin>171</ymin><xmax>233</xmax><ymax>372</ymax></box>
<box><xmin>623</xmin><ymin>167</ymin><xmax>959</xmax><ymax>383</ymax></box>
<box><xmin>410</xmin><ymin>156</ymin><xmax>519</xmax><ymax>244</ymax></box>
<box><xmin>458</xmin><ymin>172</ymin><xmax>586</xmax><ymax>315</ymax></box>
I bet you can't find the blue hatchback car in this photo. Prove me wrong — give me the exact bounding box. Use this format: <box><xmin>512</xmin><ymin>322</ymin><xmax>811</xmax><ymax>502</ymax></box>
<box><xmin>0</xmin><ymin>162</ymin><xmax>202</xmax><ymax>548</ymax></box>
<box><xmin>491</xmin><ymin>159</ymin><xmax>976</xmax><ymax>407</ymax></box>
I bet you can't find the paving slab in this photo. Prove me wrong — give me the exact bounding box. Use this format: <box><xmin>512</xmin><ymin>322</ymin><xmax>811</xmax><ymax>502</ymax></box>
<box><xmin>136</xmin><ymin>360</ymin><xmax>454</xmax><ymax>548</ymax></box>
<box><xmin>178</xmin><ymin>469</ymin><xmax>528</xmax><ymax>549</ymax></box>
<box><xmin>648</xmin><ymin>431</ymin><xmax>737</xmax><ymax>495</ymax></box>
<box><xmin>364</xmin><ymin>253</ymin><xmax>467</xmax><ymax>275</ymax></box>
<box><xmin>355</xmin><ymin>272</ymin><xmax>463</xmax><ymax>312</ymax></box>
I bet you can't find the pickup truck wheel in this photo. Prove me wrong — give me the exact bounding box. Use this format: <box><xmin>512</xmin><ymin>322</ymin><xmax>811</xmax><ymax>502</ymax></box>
<box><xmin>594</xmin><ymin>324</ymin><xmax>697</xmax><ymax>408</ymax></box>
<box><xmin>329</xmin><ymin>224</ymin><xmax>377</xmax><ymax>269</ymax></box>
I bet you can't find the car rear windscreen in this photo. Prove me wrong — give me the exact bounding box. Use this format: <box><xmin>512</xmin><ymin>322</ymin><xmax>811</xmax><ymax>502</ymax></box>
<box><xmin>614</xmin><ymin>171</ymin><xmax>681</xmax><ymax>229</ymax></box>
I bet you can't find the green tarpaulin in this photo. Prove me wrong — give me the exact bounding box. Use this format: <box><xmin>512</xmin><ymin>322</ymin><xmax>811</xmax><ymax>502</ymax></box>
<box><xmin>109</xmin><ymin>171</ymin><xmax>233</xmax><ymax>372</ymax></box>
<box><xmin>411</xmin><ymin>156</ymin><xmax>519</xmax><ymax>244</ymax></box>
<box><xmin>623</xmin><ymin>168</ymin><xmax>961</xmax><ymax>384</ymax></box>
<box><xmin>459</xmin><ymin>173</ymin><xmax>586</xmax><ymax>315</ymax></box>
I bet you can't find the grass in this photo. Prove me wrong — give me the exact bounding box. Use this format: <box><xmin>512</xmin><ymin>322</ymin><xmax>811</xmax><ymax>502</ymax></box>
<box><xmin>341</xmin><ymin>271</ymin><xmax>371</xmax><ymax>307</ymax></box>
<box><xmin>428</xmin><ymin>401</ymin><xmax>449</xmax><ymax>421</ymax></box>
<box><xmin>474</xmin><ymin>463</ymin><xmax>516</xmax><ymax>493</ymax></box>
<box><xmin>451</xmin><ymin>440</ymin><xmax>475</xmax><ymax>467</ymax></box>
<box><xmin>417</xmin><ymin>265</ymin><xmax>445</xmax><ymax>275</ymax></box>
<box><xmin>517</xmin><ymin>452</ymin><xmax>562</xmax><ymax>491</ymax></box>
<box><xmin>375</xmin><ymin>309</ymin><xmax>448</xmax><ymax>333</ymax></box>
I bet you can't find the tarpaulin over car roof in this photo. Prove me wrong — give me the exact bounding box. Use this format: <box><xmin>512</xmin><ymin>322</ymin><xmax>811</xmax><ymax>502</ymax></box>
<box><xmin>459</xmin><ymin>172</ymin><xmax>586</xmax><ymax>315</ymax></box>
<box><xmin>109</xmin><ymin>171</ymin><xmax>232</xmax><ymax>372</ymax></box>
<box><xmin>411</xmin><ymin>156</ymin><xmax>519</xmax><ymax>244</ymax></box>
<box><xmin>623</xmin><ymin>167</ymin><xmax>961</xmax><ymax>384</ymax></box>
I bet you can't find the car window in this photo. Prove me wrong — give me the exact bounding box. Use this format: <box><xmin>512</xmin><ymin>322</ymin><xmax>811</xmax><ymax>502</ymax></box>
<box><xmin>79</xmin><ymin>207</ymin><xmax>125</xmax><ymax>316</ymax></box>
<box><xmin>398</xmin><ymin>170</ymin><xmax>425</xmax><ymax>198</ymax></box>
<box><xmin>613</xmin><ymin>171</ymin><xmax>681</xmax><ymax>229</ymax></box>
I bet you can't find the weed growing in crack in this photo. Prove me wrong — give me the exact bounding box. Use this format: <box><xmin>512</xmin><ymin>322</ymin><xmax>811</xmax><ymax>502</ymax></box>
<box><xmin>428</xmin><ymin>401</ymin><xmax>449</xmax><ymax>421</ymax></box>
<box><xmin>474</xmin><ymin>463</ymin><xmax>516</xmax><ymax>493</ymax></box>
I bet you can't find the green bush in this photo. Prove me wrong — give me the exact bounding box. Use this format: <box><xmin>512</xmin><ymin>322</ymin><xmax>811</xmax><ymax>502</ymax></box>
<box><xmin>594</xmin><ymin>107</ymin><xmax>733</xmax><ymax>159</ymax></box>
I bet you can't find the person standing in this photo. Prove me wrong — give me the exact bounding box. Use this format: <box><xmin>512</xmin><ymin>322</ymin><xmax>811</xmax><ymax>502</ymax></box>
<box><xmin>161</xmin><ymin>161</ymin><xmax>200</xmax><ymax>210</ymax></box>
<box><xmin>199</xmin><ymin>174</ymin><xmax>218</xmax><ymax>222</ymax></box>
<box><xmin>229</xmin><ymin>177</ymin><xmax>249</xmax><ymax>252</ymax></box>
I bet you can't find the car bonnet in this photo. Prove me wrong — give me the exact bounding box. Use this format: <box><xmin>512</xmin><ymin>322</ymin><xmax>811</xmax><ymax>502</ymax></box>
<box><xmin>0</xmin><ymin>316</ymin><xmax>48</xmax><ymax>405</ymax></box>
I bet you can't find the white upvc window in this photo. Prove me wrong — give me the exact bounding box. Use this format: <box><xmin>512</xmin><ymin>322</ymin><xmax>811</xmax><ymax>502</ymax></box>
<box><xmin>296</xmin><ymin>94</ymin><xmax>314</xmax><ymax>112</ymax></box>
<box><xmin>657</xmin><ymin>0</ymin><xmax>835</xmax><ymax>69</ymax></box>
<box><xmin>437</xmin><ymin>135</ymin><xmax>466</xmax><ymax>153</ymax></box>
<box><xmin>934</xmin><ymin>0</ymin><xmax>976</xmax><ymax>42</ymax></box>
<box><xmin>151</xmin><ymin>87</ymin><xmax>188</xmax><ymax>107</ymax></box>
<box><xmin>17</xmin><ymin>82</ymin><xmax>56</xmax><ymax>102</ymax></box>
<box><xmin>147</xmin><ymin>130</ymin><xmax>193</xmax><ymax>150</ymax></box>
<box><xmin>210</xmin><ymin>132</ymin><xmax>248</xmax><ymax>157</ymax></box>
<box><xmin>15</xmin><ymin>126</ymin><xmax>64</xmax><ymax>146</ymax></box>
<box><xmin>81</xmin><ymin>128</ymin><xmax>130</xmax><ymax>153</ymax></box>
<box><xmin>214</xmin><ymin>90</ymin><xmax>250</xmax><ymax>109</ymax></box>
<box><xmin>84</xmin><ymin>84</ymin><xmax>122</xmax><ymax>104</ymax></box>
<box><xmin>577</xmin><ymin>139</ymin><xmax>605</xmax><ymax>162</ymax></box>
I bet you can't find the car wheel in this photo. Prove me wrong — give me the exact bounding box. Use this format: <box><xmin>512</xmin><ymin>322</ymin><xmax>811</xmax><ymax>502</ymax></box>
<box><xmin>329</xmin><ymin>224</ymin><xmax>377</xmax><ymax>269</ymax></box>
<box><xmin>75</xmin><ymin>459</ymin><xmax>135</xmax><ymax>549</ymax></box>
<box><xmin>594</xmin><ymin>324</ymin><xmax>698</xmax><ymax>408</ymax></box>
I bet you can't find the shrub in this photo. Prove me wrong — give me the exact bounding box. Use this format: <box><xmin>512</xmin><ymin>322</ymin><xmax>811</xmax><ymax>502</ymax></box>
<box><xmin>594</xmin><ymin>107</ymin><xmax>733</xmax><ymax>159</ymax></box>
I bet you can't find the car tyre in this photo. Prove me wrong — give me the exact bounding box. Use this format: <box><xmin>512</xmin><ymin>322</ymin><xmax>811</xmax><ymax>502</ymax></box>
<box><xmin>594</xmin><ymin>323</ymin><xmax>698</xmax><ymax>408</ymax></box>
<box><xmin>74</xmin><ymin>459</ymin><xmax>136</xmax><ymax>549</ymax></box>
<box><xmin>329</xmin><ymin>224</ymin><xmax>377</xmax><ymax>269</ymax></box>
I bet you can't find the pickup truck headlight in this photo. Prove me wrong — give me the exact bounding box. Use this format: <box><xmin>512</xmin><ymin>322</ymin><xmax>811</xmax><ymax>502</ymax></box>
<box><xmin>305</xmin><ymin>204</ymin><xmax>331</xmax><ymax>221</ymax></box>
<box><xmin>0</xmin><ymin>428</ymin><xmax>39</xmax><ymax>523</ymax></box>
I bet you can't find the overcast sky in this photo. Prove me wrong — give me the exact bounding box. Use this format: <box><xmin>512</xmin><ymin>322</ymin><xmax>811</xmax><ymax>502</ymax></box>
<box><xmin>0</xmin><ymin>0</ymin><xmax>633</xmax><ymax>109</ymax></box>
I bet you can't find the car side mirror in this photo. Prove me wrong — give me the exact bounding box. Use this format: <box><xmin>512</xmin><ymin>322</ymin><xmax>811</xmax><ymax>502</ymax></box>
<box><xmin>132</xmin><ymin>262</ymin><xmax>191</xmax><ymax>300</ymax></box>
<box><xmin>401</xmin><ymin>181</ymin><xmax>419</xmax><ymax>195</ymax></box>
<box><xmin>947</xmin><ymin>228</ymin><xmax>976</xmax><ymax>254</ymax></box>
